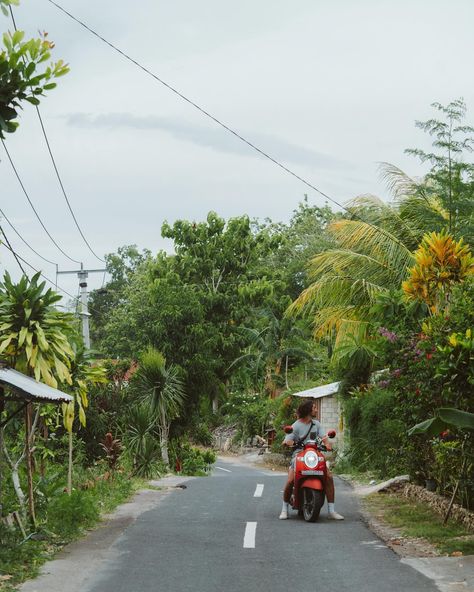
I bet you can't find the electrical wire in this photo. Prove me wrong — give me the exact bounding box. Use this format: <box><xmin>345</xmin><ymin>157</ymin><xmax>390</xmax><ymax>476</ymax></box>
<box><xmin>0</xmin><ymin>205</ymin><xmax>58</xmax><ymax>266</ymax></box>
<box><xmin>1</xmin><ymin>139</ymin><xmax>82</xmax><ymax>264</ymax></box>
<box><xmin>0</xmin><ymin>224</ymin><xmax>26</xmax><ymax>275</ymax></box>
<box><xmin>9</xmin><ymin>6</ymin><xmax>105</xmax><ymax>264</ymax></box>
<box><xmin>45</xmin><ymin>0</ymin><xmax>411</xmax><ymax>251</ymax></box>
<box><xmin>1</xmin><ymin>239</ymin><xmax>103</xmax><ymax>316</ymax></box>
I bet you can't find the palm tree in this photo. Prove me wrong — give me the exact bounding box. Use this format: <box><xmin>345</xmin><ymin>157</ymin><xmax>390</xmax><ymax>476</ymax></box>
<box><xmin>230</xmin><ymin>311</ymin><xmax>314</xmax><ymax>397</ymax></box>
<box><xmin>288</xmin><ymin>165</ymin><xmax>451</xmax><ymax>350</ymax></box>
<box><xmin>133</xmin><ymin>348</ymin><xmax>185</xmax><ymax>467</ymax></box>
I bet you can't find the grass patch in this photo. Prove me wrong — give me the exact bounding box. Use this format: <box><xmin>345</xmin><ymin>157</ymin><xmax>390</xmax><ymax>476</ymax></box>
<box><xmin>332</xmin><ymin>459</ymin><xmax>379</xmax><ymax>485</ymax></box>
<box><xmin>364</xmin><ymin>492</ymin><xmax>474</xmax><ymax>556</ymax></box>
<box><xmin>0</xmin><ymin>471</ymin><xmax>146</xmax><ymax>591</ymax></box>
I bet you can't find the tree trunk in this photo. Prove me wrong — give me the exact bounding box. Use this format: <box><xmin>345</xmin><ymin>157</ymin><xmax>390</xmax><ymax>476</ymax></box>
<box><xmin>25</xmin><ymin>403</ymin><xmax>36</xmax><ymax>526</ymax></box>
<box><xmin>212</xmin><ymin>391</ymin><xmax>219</xmax><ymax>414</ymax></box>
<box><xmin>2</xmin><ymin>440</ymin><xmax>27</xmax><ymax>516</ymax></box>
<box><xmin>160</xmin><ymin>432</ymin><xmax>169</xmax><ymax>467</ymax></box>
<box><xmin>67</xmin><ymin>430</ymin><xmax>73</xmax><ymax>495</ymax></box>
<box><xmin>159</xmin><ymin>408</ymin><xmax>170</xmax><ymax>467</ymax></box>
<box><xmin>11</xmin><ymin>462</ymin><xmax>26</xmax><ymax>513</ymax></box>
<box><xmin>285</xmin><ymin>356</ymin><xmax>289</xmax><ymax>390</ymax></box>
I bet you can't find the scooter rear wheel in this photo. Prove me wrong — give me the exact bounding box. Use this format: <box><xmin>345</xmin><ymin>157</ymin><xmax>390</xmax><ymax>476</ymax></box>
<box><xmin>302</xmin><ymin>488</ymin><xmax>324</xmax><ymax>522</ymax></box>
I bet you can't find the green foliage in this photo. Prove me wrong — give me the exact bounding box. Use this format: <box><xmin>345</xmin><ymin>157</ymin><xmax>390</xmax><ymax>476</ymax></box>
<box><xmin>188</xmin><ymin>420</ymin><xmax>213</xmax><ymax>446</ymax></box>
<box><xmin>406</xmin><ymin>99</ymin><xmax>474</xmax><ymax>240</ymax></box>
<box><xmin>169</xmin><ymin>441</ymin><xmax>216</xmax><ymax>476</ymax></box>
<box><xmin>220</xmin><ymin>391</ymin><xmax>271</xmax><ymax>443</ymax></box>
<box><xmin>47</xmin><ymin>490</ymin><xmax>99</xmax><ymax>539</ymax></box>
<box><xmin>409</xmin><ymin>408</ymin><xmax>474</xmax><ymax>437</ymax></box>
<box><xmin>134</xmin><ymin>348</ymin><xmax>185</xmax><ymax>418</ymax></box>
<box><xmin>0</xmin><ymin>29</ymin><xmax>68</xmax><ymax>138</ymax></box>
<box><xmin>0</xmin><ymin>464</ymin><xmax>139</xmax><ymax>586</ymax></box>
<box><xmin>431</xmin><ymin>439</ymin><xmax>474</xmax><ymax>507</ymax></box>
<box><xmin>0</xmin><ymin>0</ymin><xmax>19</xmax><ymax>13</ymax></box>
<box><xmin>365</xmin><ymin>493</ymin><xmax>474</xmax><ymax>556</ymax></box>
<box><xmin>0</xmin><ymin>272</ymin><xmax>75</xmax><ymax>386</ymax></box>
<box><xmin>121</xmin><ymin>403</ymin><xmax>164</xmax><ymax>478</ymax></box>
<box><xmin>0</xmin><ymin>523</ymin><xmax>45</xmax><ymax>588</ymax></box>
<box><xmin>342</xmin><ymin>277</ymin><xmax>474</xmax><ymax>493</ymax></box>
<box><xmin>343</xmin><ymin>387</ymin><xmax>406</xmax><ymax>477</ymax></box>
<box><xmin>89</xmin><ymin>246</ymin><xmax>151</xmax><ymax>346</ymax></box>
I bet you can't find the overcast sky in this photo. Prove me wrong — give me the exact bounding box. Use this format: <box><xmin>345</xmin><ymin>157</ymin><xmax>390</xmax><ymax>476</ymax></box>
<box><xmin>1</xmin><ymin>0</ymin><xmax>474</xmax><ymax>299</ymax></box>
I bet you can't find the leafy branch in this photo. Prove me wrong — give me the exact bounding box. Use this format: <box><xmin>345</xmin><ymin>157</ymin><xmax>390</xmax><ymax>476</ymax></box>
<box><xmin>0</xmin><ymin>29</ymin><xmax>69</xmax><ymax>138</ymax></box>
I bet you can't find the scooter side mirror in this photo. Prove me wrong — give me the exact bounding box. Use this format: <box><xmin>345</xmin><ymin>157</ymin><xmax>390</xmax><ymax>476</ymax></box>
<box><xmin>283</xmin><ymin>425</ymin><xmax>293</xmax><ymax>434</ymax></box>
<box><xmin>309</xmin><ymin>431</ymin><xmax>317</xmax><ymax>440</ymax></box>
<box><xmin>327</xmin><ymin>430</ymin><xmax>336</xmax><ymax>439</ymax></box>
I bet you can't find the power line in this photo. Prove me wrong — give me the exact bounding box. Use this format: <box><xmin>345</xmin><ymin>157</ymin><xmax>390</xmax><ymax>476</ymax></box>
<box><xmin>0</xmin><ymin>205</ymin><xmax>58</xmax><ymax>266</ymax></box>
<box><xmin>9</xmin><ymin>7</ymin><xmax>105</xmax><ymax>264</ymax></box>
<box><xmin>45</xmin><ymin>0</ymin><xmax>342</xmax><ymax>207</ymax></box>
<box><xmin>1</xmin><ymin>139</ymin><xmax>82</xmax><ymax>264</ymax></box>
<box><xmin>1</xmin><ymin>239</ymin><xmax>103</xmax><ymax>317</ymax></box>
<box><xmin>0</xmin><ymin>224</ymin><xmax>26</xmax><ymax>275</ymax></box>
<box><xmin>45</xmin><ymin>0</ymin><xmax>411</xmax><ymax>252</ymax></box>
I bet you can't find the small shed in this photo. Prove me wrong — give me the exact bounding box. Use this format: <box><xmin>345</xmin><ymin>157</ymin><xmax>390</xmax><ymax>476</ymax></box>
<box><xmin>291</xmin><ymin>381</ymin><xmax>343</xmax><ymax>444</ymax></box>
<box><xmin>0</xmin><ymin>365</ymin><xmax>74</xmax><ymax>524</ymax></box>
<box><xmin>0</xmin><ymin>366</ymin><xmax>73</xmax><ymax>427</ymax></box>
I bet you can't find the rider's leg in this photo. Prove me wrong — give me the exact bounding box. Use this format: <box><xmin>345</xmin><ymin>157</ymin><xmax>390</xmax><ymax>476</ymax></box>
<box><xmin>283</xmin><ymin>467</ymin><xmax>295</xmax><ymax>503</ymax></box>
<box><xmin>325</xmin><ymin>471</ymin><xmax>344</xmax><ymax>520</ymax></box>
<box><xmin>279</xmin><ymin>467</ymin><xmax>294</xmax><ymax>519</ymax></box>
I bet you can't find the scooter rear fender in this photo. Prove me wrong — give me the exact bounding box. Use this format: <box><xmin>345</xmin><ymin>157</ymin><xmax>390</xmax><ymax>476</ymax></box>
<box><xmin>300</xmin><ymin>478</ymin><xmax>324</xmax><ymax>491</ymax></box>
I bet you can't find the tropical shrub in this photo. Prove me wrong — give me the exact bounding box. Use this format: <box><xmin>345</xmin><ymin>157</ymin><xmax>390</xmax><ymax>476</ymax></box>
<box><xmin>343</xmin><ymin>387</ymin><xmax>406</xmax><ymax>477</ymax></box>
<box><xmin>169</xmin><ymin>441</ymin><xmax>216</xmax><ymax>476</ymax></box>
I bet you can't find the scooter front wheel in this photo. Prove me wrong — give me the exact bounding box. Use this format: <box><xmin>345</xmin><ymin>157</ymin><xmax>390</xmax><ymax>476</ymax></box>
<box><xmin>302</xmin><ymin>488</ymin><xmax>324</xmax><ymax>522</ymax></box>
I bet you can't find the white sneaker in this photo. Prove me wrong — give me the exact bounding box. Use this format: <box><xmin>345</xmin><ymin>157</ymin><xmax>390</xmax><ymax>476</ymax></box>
<box><xmin>279</xmin><ymin>509</ymin><xmax>288</xmax><ymax>520</ymax></box>
<box><xmin>328</xmin><ymin>511</ymin><xmax>344</xmax><ymax>520</ymax></box>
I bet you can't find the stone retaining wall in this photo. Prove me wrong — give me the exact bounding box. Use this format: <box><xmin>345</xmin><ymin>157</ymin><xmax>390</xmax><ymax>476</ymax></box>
<box><xmin>401</xmin><ymin>483</ymin><xmax>474</xmax><ymax>533</ymax></box>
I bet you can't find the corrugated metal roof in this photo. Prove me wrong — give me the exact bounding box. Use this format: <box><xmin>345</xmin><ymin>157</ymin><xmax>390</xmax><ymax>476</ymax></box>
<box><xmin>0</xmin><ymin>367</ymin><xmax>73</xmax><ymax>403</ymax></box>
<box><xmin>291</xmin><ymin>380</ymin><xmax>340</xmax><ymax>400</ymax></box>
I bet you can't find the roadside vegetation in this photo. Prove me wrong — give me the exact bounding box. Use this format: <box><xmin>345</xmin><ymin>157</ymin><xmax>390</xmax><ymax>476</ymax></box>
<box><xmin>364</xmin><ymin>493</ymin><xmax>474</xmax><ymax>556</ymax></box>
<box><xmin>1</xmin><ymin>0</ymin><xmax>474</xmax><ymax>585</ymax></box>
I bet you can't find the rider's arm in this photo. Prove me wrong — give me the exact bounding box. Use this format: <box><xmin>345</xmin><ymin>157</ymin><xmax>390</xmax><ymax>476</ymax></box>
<box><xmin>317</xmin><ymin>421</ymin><xmax>333</xmax><ymax>451</ymax></box>
<box><xmin>282</xmin><ymin>421</ymin><xmax>299</xmax><ymax>447</ymax></box>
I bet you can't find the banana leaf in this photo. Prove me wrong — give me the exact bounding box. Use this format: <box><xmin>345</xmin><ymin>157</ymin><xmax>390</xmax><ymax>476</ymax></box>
<box><xmin>408</xmin><ymin>408</ymin><xmax>474</xmax><ymax>436</ymax></box>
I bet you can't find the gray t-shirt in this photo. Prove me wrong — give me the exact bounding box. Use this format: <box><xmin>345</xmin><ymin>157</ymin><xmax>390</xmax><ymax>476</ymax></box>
<box><xmin>284</xmin><ymin>418</ymin><xmax>323</xmax><ymax>448</ymax></box>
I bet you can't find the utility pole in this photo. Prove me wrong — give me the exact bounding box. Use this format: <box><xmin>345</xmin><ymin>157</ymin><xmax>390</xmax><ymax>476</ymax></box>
<box><xmin>57</xmin><ymin>264</ymin><xmax>106</xmax><ymax>349</ymax></box>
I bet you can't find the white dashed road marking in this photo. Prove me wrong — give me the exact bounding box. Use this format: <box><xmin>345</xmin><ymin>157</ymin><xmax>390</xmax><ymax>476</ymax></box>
<box><xmin>243</xmin><ymin>522</ymin><xmax>257</xmax><ymax>548</ymax></box>
<box><xmin>254</xmin><ymin>484</ymin><xmax>264</xmax><ymax>497</ymax></box>
<box><xmin>215</xmin><ymin>466</ymin><xmax>232</xmax><ymax>473</ymax></box>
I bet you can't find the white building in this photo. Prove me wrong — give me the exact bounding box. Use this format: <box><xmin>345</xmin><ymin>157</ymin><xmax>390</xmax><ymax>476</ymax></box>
<box><xmin>291</xmin><ymin>381</ymin><xmax>343</xmax><ymax>448</ymax></box>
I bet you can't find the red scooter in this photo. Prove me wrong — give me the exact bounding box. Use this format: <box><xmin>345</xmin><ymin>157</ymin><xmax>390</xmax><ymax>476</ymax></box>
<box><xmin>284</xmin><ymin>426</ymin><xmax>336</xmax><ymax>522</ymax></box>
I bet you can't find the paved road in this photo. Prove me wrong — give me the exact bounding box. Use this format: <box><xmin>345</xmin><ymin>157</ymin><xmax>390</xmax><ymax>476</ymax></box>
<box><xmin>79</xmin><ymin>457</ymin><xmax>436</xmax><ymax>592</ymax></box>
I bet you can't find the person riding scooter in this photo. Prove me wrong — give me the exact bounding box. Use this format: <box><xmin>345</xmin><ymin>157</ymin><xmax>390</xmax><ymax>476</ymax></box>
<box><xmin>279</xmin><ymin>399</ymin><xmax>344</xmax><ymax>521</ymax></box>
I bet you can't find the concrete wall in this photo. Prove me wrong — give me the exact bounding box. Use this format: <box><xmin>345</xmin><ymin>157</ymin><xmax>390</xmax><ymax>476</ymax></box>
<box><xmin>320</xmin><ymin>395</ymin><xmax>343</xmax><ymax>450</ymax></box>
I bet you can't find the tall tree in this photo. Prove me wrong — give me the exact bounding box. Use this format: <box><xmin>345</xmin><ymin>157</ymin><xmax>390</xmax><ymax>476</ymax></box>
<box><xmin>405</xmin><ymin>99</ymin><xmax>474</xmax><ymax>240</ymax></box>
<box><xmin>133</xmin><ymin>348</ymin><xmax>185</xmax><ymax>466</ymax></box>
<box><xmin>89</xmin><ymin>245</ymin><xmax>151</xmax><ymax>346</ymax></box>
<box><xmin>290</xmin><ymin>101</ymin><xmax>474</xmax><ymax>352</ymax></box>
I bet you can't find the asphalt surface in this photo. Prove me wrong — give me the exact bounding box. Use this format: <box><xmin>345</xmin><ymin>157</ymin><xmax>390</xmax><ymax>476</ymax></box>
<box><xmin>75</xmin><ymin>457</ymin><xmax>437</xmax><ymax>592</ymax></box>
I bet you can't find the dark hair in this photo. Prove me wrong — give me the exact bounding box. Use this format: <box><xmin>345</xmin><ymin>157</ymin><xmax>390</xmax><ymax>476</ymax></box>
<box><xmin>296</xmin><ymin>399</ymin><xmax>314</xmax><ymax>419</ymax></box>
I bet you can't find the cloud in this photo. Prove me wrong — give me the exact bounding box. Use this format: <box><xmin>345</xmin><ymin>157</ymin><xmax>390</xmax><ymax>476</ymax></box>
<box><xmin>65</xmin><ymin>112</ymin><xmax>348</xmax><ymax>169</ymax></box>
